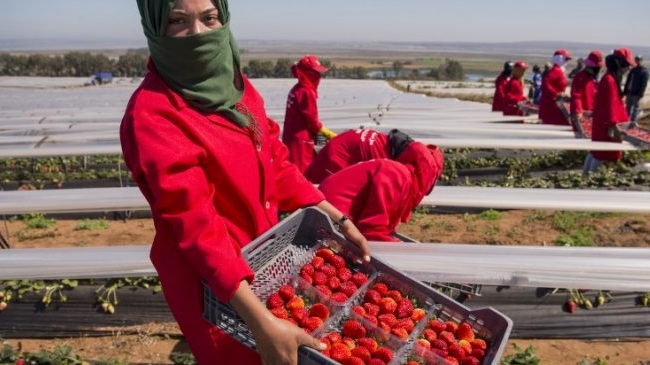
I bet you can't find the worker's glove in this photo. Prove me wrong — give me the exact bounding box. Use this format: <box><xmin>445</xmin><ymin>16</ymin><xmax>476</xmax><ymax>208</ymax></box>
<box><xmin>319</xmin><ymin>127</ymin><xmax>337</xmax><ymax>140</ymax></box>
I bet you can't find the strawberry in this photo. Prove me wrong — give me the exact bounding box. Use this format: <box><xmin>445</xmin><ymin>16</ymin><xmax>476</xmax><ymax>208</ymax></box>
<box><xmin>439</xmin><ymin>331</ymin><xmax>456</xmax><ymax>346</ymax></box>
<box><xmin>300</xmin><ymin>263</ymin><xmax>315</xmax><ymax>277</ymax></box>
<box><xmin>270</xmin><ymin>307</ymin><xmax>289</xmax><ymax>319</ymax></box>
<box><xmin>379</xmin><ymin>297</ymin><xmax>397</xmax><ymax>314</ymax></box>
<box><xmin>414</xmin><ymin>338</ymin><xmax>431</xmax><ymax>356</ymax></box>
<box><xmin>470</xmin><ymin>349</ymin><xmax>485</xmax><ymax>360</ymax></box>
<box><xmin>460</xmin><ymin>356</ymin><xmax>480</xmax><ymax>365</ymax></box>
<box><xmin>447</xmin><ymin>344</ymin><xmax>466</xmax><ymax>361</ymax></box>
<box><xmin>337</xmin><ymin>267</ymin><xmax>353</xmax><ymax>282</ymax></box>
<box><xmin>363</xmin><ymin>303</ymin><xmax>380</xmax><ymax>317</ymax></box>
<box><xmin>311</xmin><ymin>256</ymin><xmax>325</xmax><ymax>269</ymax></box>
<box><xmin>457</xmin><ymin>340</ymin><xmax>472</xmax><ymax>355</ymax></box>
<box><xmin>456</xmin><ymin>323</ymin><xmax>475</xmax><ymax>342</ymax></box>
<box><xmin>372</xmin><ymin>346</ymin><xmax>394</xmax><ymax>363</ymax></box>
<box><xmin>290</xmin><ymin>307</ymin><xmax>309</xmax><ymax>323</ymax></box>
<box><xmin>339</xmin><ymin>281</ymin><xmax>359</xmax><ymax>297</ymax></box>
<box><xmin>320</xmin><ymin>264</ymin><xmax>337</xmax><ymax>277</ymax></box>
<box><xmin>330</xmin><ymin>342</ymin><xmax>352</xmax><ymax>363</ymax></box>
<box><xmin>428</xmin><ymin>319</ymin><xmax>447</xmax><ymax>333</ymax></box>
<box><xmin>469</xmin><ymin>338</ymin><xmax>487</xmax><ymax>351</ymax></box>
<box><xmin>395</xmin><ymin>318</ymin><xmax>415</xmax><ymax>333</ymax></box>
<box><xmin>316</xmin><ymin>248</ymin><xmax>335</xmax><ymax>260</ymax></box>
<box><xmin>431</xmin><ymin>348</ymin><xmax>449</xmax><ymax>358</ymax></box>
<box><xmin>320</xmin><ymin>337</ymin><xmax>332</xmax><ymax>352</ymax></box>
<box><xmin>326</xmin><ymin>276</ymin><xmax>341</xmax><ymax>291</ymax></box>
<box><xmin>363</xmin><ymin>289</ymin><xmax>382</xmax><ymax>305</ymax></box>
<box><xmin>351</xmin><ymin>305</ymin><xmax>366</xmax><ymax>316</ymax></box>
<box><xmin>299</xmin><ymin>272</ymin><xmax>313</xmax><ymax>285</ymax></box>
<box><xmin>410</xmin><ymin>308</ymin><xmax>427</xmax><ymax>322</ymax></box>
<box><xmin>309</xmin><ymin>303</ymin><xmax>330</xmax><ymax>321</ymax></box>
<box><xmin>444</xmin><ymin>320</ymin><xmax>459</xmax><ymax>333</ymax></box>
<box><xmin>342</xmin><ymin>319</ymin><xmax>366</xmax><ymax>339</ymax></box>
<box><xmin>351</xmin><ymin>272</ymin><xmax>369</xmax><ymax>286</ymax></box>
<box><xmin>342</xmin><ymin>337</ymin><xmax>356</xmax><ymax>350</ymax></box>
<box><xmin>278</xmin><ymin>284</ymin><xmax>295</xmax><ymax>302</ymax></box>
<box><xmin>315</xmin><ymin>284</ymin><xmax>332</xmax><ymax>297</ymax></box>
<box><xmin>331</xmin><ymin>292</ymin><xmax>349</xmax><ymax>303</ymax></box>
<box><xmin>342</xmin><ymin>357</ymin><xmax>365</xmax><ymax>365</ymax></box>
<box><xmin>390</xmin><ymin>327</ymin><xmax>409</xmax><ymax>340</ymax></box>
<box><xmin>565</xmin><ymin>299</ymin><xmax>577</xmax><ymax>314</ymax></box>
<box><xmin>356</xmin><ymin>337</ymin><xmax>379</xmax><ymax>353</ymax></box>
<box><xmin>368</xmin><ymin>359</ymin><xmax>388</xmax><ymax>365</ymax></box>
<box><xmin>422</xmin><ymin>328</ymin><xmax>437</xmax><ymax>342</ymax></box>
<box><xmin>445</xmin><ymin>356</ymin><xmax>460</xmax><ymax>365</ymax></box>
<box><xmin>328</xmin><ymin>254</ymin><xmax>347</xmax><ymax>269</ymax></box>
<box><xmin>312</xmin><ymin>271</ymin><xmax>328</xmax><ymax>286</ymax></box>
<box><xmin>378</xmin><ymin>313</ymin><xmax>397</xmax><ymax>327</ymax></box>
<box><xmin>326</xmin><ymin>331</ymin><xmax>342</xmax><ymax>344</ymax></box>
<box><xmin>395</xmin><ymin>298</ymin><xmax>414</xmax><ymax>319</ymax></box>
<box><xmin>371</xmin><ymin>282</ymin><xmax>389</xmax><ymax>295</ymax></box>
<box><xmin>385</xmin><ymin>289</ymin><xmax>403</xmax><ymax>302</ymax></box>
<box><xmin>266</xmin><ymin>293</ymin><xmax>284</xmax><ymax>309</ymax></box>
<box><xmin>285</xmin><ymin>296</ymin><xmax>305</xmax><ymax>310</ymax></box>
<box><xmin>351</xmin><ymin>346</ymin><xmax>372</xmax><ymax>363</ymax></box>
<box><xmin>406</xmin><ymin>361</ymin><xmax>421</xmax><ymax>365</ymax></box>
<box><xmin>431</xmin><ymin>339</ymin><xmax>449</xmax><ymax>350</ymax></box>
<box><xmin>302</xmin><ymin>316</ymin><xmax>324</xmax><ymax>332</ymax></box>
<box><xmin>363</xmin><ymin>314</ymin><xmax>379</xmax><ymax>326</ymax></box>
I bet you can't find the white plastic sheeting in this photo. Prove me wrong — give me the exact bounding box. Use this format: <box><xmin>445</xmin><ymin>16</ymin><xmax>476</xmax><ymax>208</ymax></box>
<box><xmin>1</xmin><ymin>243</ymin><xmax>649</xmax><ymax>291</ymax></box>
<box><xmin>2</xmin><ymin>186</ymin><xmax>650</xmax><ymax>215</ymax></box>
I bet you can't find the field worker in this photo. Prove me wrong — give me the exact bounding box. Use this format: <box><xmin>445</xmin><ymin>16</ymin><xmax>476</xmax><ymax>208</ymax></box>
<box><xmin>502</xmin><ymin>60</ymin><xmax>529</xmax><ymax>117</ymax></box>
<box><xmin>624</xmin><ymin>55</ymin><xmax>649</xmax><ymax>124</ymax></box>
<box><xmin>570</xmin><ymin>50</ymin><xmax>604</xmax><ymax>136</ymax></box>
<box><xmin>120</xmin><ymin>1</ymin><xmax>369</xmax><ymax>364</ymax></box>
<box><xmin>530</xmin><ymin>64</ymin><xmax>543</xmax><ymax>105</ymax></box>
<box><xmin>282</xmin><ymin>54</ymin><xmax>337</xmax><ymax>173</ymax></box>
<box><xmin>319</xmin><ymin>142</ymin><xmax>444</xmax><ymax>242</ymax></box>
<box><xmin>584</xmin><ymin>48</ymin><xmax>636</xmax><ymax>173</ymax></box>
<box><xmin>491</xmin><ymin>61</ymin><xmax>514</xmax><ymax>112</ymax></box>
<box><xmin>304</xmin><ymin>128</ymin><xmax>415</xmax><ymax>184</ymax></box>
<box><xmin>539</xmin><ymin>49</ymin><xmax>572</xmax><ymax>125</ymax></box>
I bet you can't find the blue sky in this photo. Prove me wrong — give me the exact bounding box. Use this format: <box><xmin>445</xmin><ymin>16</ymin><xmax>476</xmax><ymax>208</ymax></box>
<box><xmin>0</xmin><ymin>0</ymin><xmax>648</xmax><ymax>49</ymax></box>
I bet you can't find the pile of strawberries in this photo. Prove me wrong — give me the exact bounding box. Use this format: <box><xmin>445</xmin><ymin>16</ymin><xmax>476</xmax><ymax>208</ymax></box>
<box><xmin>407</xmin><ymin>318</ymin><xmax>489</xmax><ymax>365</ymax></box>
<box><xmin>265</xmin><ymin>283</ymin><xmax>331</xmax><ymax>333</ymax></box>
<box><xmin>319</xmin><ymin>327</ymin><xmax>397</xmax><ymax>365</ymax></box>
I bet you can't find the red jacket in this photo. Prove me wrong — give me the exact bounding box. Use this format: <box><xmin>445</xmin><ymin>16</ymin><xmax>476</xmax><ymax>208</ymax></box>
<box><xmin>281</xmin><ymin>66</ymin><xmax>324</xmax><ymax>173</ymax></box>
<box><xmin>591</xmin><ymin>72</ymin><xmax>629</xmax><ymax>161</ymax></box>
<box><xmin>120</xmin><ymin>63</ymin><xmax>324</xmax><ymax>365</ymax></box>
<box><xmin>492</xmin><ymin>74</ymin><xmax>509</xmax><ymax>112</ymax></box>
<box><xmin>502</xmin><ymin>77</ymin><xmax>527</xmax><ymax>116</ymax></box>
<box><xmin>539</xmin><ymin>65</ymin><xmax>569</xmax><ymax>125</ymax></box>
<box><xmin>570</xmin><ymin>69</ymin><xmax>598</xmax><ymax>115</ymax></box>
<box><xmin>304</xmin><ymin>129</ymin><xmax>391</xmax><ymax>183</ymax></box>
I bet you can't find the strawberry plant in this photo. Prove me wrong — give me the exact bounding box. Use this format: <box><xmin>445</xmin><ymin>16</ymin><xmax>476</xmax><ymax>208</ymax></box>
<box><xmin>500</xmin><ymin>344</ymin><xmax>540</xmax><ymax>365</ymax></box>
<box><xmin>95</xmin><ymin>276</ymin><xmax>161</xmax><ymax>314</ymax></box>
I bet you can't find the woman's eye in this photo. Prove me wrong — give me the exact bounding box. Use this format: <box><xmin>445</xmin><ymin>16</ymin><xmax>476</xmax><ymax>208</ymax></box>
<box><xmin>168</xmin><ymin>17</ymin><xmax>185</xmax><ymax>25</ymax></box>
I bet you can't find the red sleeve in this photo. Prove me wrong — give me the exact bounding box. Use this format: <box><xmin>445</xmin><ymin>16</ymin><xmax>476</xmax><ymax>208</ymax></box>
<box><xmin>504</xmin><ymin>79</ymin><xmax>526</xmax><ymax>104</ymax></box>
<box><xmin>296</xmin><ymin>88</ymin><xmax>324</xmax><ymax>134</ymax></box>
<box><xmin>570</xmin><ymin>75</ymin><xmax>584</xmax><ymax>115</ymax></box>
<box><xmin>121</xmin><ymin>107</ymin><xmax>254</xmax><ymax>303</ymax></box>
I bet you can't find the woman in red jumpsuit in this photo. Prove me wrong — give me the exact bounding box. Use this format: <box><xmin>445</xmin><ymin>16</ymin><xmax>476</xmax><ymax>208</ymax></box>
<box><xmin>491</xmin><ymin>61</ymin><xmax>514</xmax><ymax>112</ymax></box>
<box><xmin>570</xmin><ymin>50</ymin><xmax>603</xmax><ymax>137</ymax></box>
<box><xmin>121</xmin><ymin>1</ymin><xmax>369</xmax><ymax>364</ymax></box>
<box><xmin>584</xmin><ymin>48</ymin><xmax>636</xmax><ymax>172</ymax></box>
<box><xmin>304</xmin><ymin>128</ymin><xmax>417</xmax><ymax>184</ymax></box>
<box><xmin>502</xmin><ymin>61</ymin><xmax>528</xmax><ymax>117</ymax></box>
<box><xmin>281</xmin><ymin>55</ymin><xmax>336</xmax><ymax>173</ymax></box>
<box><xmin>318</xmin><ymin>142</ymin><xmax>444</xmax><ymax>242</ymax></box>
<box><xmin>539</xmin><ymin>49</ymin><xmax>572</xmax><ymax>125</ymax></box>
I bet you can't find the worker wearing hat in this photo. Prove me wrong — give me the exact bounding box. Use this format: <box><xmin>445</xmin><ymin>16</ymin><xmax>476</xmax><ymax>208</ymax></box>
<box><xmin>539</xmin><ymin>49</ymin><xmax>573</xmax><ymax>125</ymax></box>
<box><xmin>502</xmin><ymin>60</ymin><xmax>529</xmax><ymax>117</ymax></box>
<box><xmin>585</xmin><ymin>48</ymin><xmax>637</xmax><ymax>172</ymax></box>
<box><xmin>492</xmin><ymin>61</ymin><xmax>514</xmax><ymax>112</ymax></box>
<box><xmin>624</xmin><ymin>54</ymin><xmax>649</xmax><ymax>123</ymax></box>
<box><xmin>282</xmin><ymin>54</ymin><xmax>337</xmax><ymax>173</ymax></box>
<box><xmin>569</xmin><ymin>50</ymin><xmax>604</xmax><ymax>137</ymax></box>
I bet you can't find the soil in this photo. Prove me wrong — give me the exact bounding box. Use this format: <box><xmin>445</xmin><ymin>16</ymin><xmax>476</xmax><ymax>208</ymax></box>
<box><xmin>2</xmin><ymin>210</ymin><xmax>650</xmax><ymax>365</ymax></box>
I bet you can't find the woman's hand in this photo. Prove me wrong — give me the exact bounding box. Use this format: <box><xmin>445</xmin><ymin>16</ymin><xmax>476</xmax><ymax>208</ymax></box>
<box><xmin>230</xmin><ymin>281</ymin><xmax>325</xmax><ymax>365</ymax></box>
<box><xmin>315</xmin><ymin>201</ymin><xmax>371</xmax><ymax>262</ymax></box>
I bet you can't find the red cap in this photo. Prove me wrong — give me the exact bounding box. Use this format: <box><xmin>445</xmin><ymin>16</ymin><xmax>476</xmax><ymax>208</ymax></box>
<box><xmin>613</xmin><ymin>48</ymin><xmax>637</xmax><ymax>67</ymax></box>
<box><xmin>554</xmin><ymin>49</ymin><xmax>573</xmax><ymax>60</ymax></box>
<box><xmin>584</xmin><ymin>50</ymin><xmax>604</xmax><ymax>67</ymax></box>
<box><xmin>514</xmin><ymin>60</ymin><xmax>528</xmax><ymax>69</ymax></box>
<box><xmin>297</xmin><ymin>55</ymin><xmax>328</xmax><ymax>73</ymax></box>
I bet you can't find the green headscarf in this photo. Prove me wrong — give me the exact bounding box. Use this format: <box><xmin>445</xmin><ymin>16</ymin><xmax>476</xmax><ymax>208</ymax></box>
<box><xmin>136</xmin><ymin>0</ymin><xmax>248</xmax><ymax>127</ymax></box>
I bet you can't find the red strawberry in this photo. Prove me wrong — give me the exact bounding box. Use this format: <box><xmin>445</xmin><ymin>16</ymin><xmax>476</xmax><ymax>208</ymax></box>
<box><xmin>320</xmin><ymin>264</ymin><xmax>337</xmax><ymax>277</ymax></box>
<box><xmin>439</xmin><ymin>331</ymin><xmax>456</xmax><ymax>345</ymax></box>
<box><xmin>469</xmin><ymin>338</ymin><xmax>487</xmax><ymax>351</ymax></box>
<box><xmin>368</xmin><ymin>359</ymin><xmax>388</xmax><ymax>365</ymax></box>
<box><xmin>311</xmin><ymin>256</ymin><xmax>325</xmax><ymax>269</ymax></box>
<box><xmin>342</xmin><ymin>319</ymin><xmax>366</xmax><ymax>339</ymax></box>
<box><xmin>320</xmin><ymin>337</ymin><xmax>332</xmax><ymax>352</ymax></box>
<box><xmin>315</xmin><ymin>284</ymin><xmax>332</xmax><ymax>297</ymax></box>
<box><xmin>460</xmin><ymin>356</ymin><xmax>480</xmax><ymax>365</ymax></box>
<box><xmin>565</xmin><ymin>299</ymin><xmax>577</xmax><ymax>313</ymax></box>
<box><xmin>285</xmin><ymin>296</ymin><xmax>305</xmax><ymax>310</ymax></box>
<box><xmin>326</xmin><ymin>276</ymin><xmax>341</xmax><ymax>291</ymax></box>
<box><xmin>278</xmin><ymin>284</ymin><xmax>295</xmax><ymax>302</ymax></box>
<box><xmin>330</xmin><ymin>342</ymin><xmax>352</xmax><ymax>363</ymax></box>
<box><xmin>328</xmin><ymin>254</ymin><xmax>347</xmax><ymax>269</ymax></box>
<box><xmin>445</xmin><ymin>356</ymin><xmax>460</xmax><ymax>365</ymax></box>
<box><xmin>363</xmin><ymin>289</ymin><xmax>382</xmax><ymax>305</ymax></box>
<box><xmin>351</xmin><ymin>272</ymin><xmax>369</xmax><ymax>286</ymax></box>
<box><xmin>291</xmin><ymin>307</ymin><xmax>309</xmax><ymax>323</ymax></box>
<box><xmin>414</xmin><ymin>338</ymin><xmax>431</xmax><ymax>356</ymax></box>
<box><xmin>299</xmin><ymin>272</ymin><xmax>313</xmax><ymax>285</ymax></box>
<box><xmin>342</xmin><ymin>337</ymin><xmax>356</xmax><ymax>349</ymax></box>
<box><xmin>351</xmin><ymin>346</ymin><xmax>372</xmax><ymax>363</ymax></box>
<box><xmin>351</xmin><ymin>305</ymin><xmax>366</xmax><ymax>316</ymax></box>
<box><xmin>363</xmin><ymin>303</ymin><xmax>380</xmax><ymax>317</ymax></box>
<box><xmin>428</xmin><ymin>319</ymin><xmax>447</xmax><ymax>333</ymax></box>
<box><xmin>470</xmin><ymin>348</ymin><xmax>485</xmax><ymax>360</ymax></box>
<box><xmin>339</xmin><ymin>281</ymin><xmax>359</xmax><ymax>297</ymax></box>
<box><xmin>372</xmin><ymin>346</ymin><xmax>394</xmax><ymax>363</ymax></box>
<box><xmin>342</xmin><ymin>357</ymin><xmax>365</xmax><ymax>365</ymax></box>
<box><xmin>456</xmin><ymin>323</ymin><xmax>475</xmax><ymax>342</ymax></box>
<box><xmin>331</xmin><ymin>292</ymin><xmax>349</xmax><ymax>303</ymax></box>
<box><xmin>390</xmin><ymin>327</ymin><xmax>409</xmax><ymax>340</ymax></box>
<box><xmin>448</xmin><ymin>344</ymin><xmax>466</xmax><ymax>362</ymax></box>
<box><xmin>444</xmin><ymin>320</ymin><xmax>459</xmax><ymax>333</ymax></box>
<box><xmin>303</xmin><ymin>316</ymin><xmax>324</xmax><ymax>332</ymax></box>
<box><xmin>379</xmin><ymin>297</ymin><xmax>397</xmax><ymax>314</ymax></box>
<box><xmin>266</xmin><ymin>293</ymin><xmax>284</xmax><ymax>309</ymax></box>
<box><xmin>363</xmin><ymin>314</ymin><xmax>379</xmax><ymax>326</ymax></box>
<box><xmin>270</xmin><ymin>307</ymin><xmax>289</xmax><ymax>319</ymax></box>
<box><xmin>356</xmin><ymin>337</ymin><xmax>379</xmax><ymax>353</ymax></box>
<box><xmin>410</xmin><ymin>308</ymin><xmax>427</xmax><ymax>322</ymax></box>
<box><xmin>316</xmin><ymin>248</ymin><xmax>335</xmax><ymax>260</ymax></box>
<box><xmin>337</xmin><ymin>267</ymin><xmax>353</xmax><ymax>282</ymax></box>
<box><xmin>385</xmin><ymin>289</ymin><xmax>403</xmax><ymax>302</ymax></box>
<box><xmin>378</xmin><ymin>313</ymin><xmax>397</xmax><ymax>327</ymax></box>
<box><xmin>371</xmin><ymin>282</ymin><xmax>389</xmax><ymax>295</ymax></box>
<box><xmin>431</xmin><ymin>348</ymin><xmax>448</xmax><ymax>358</ymax></box>
<box><xmin>309</xmin><ymin>303</ymin><xmax>330</xmax><ymax>321</ymax></box>
<box><xmin>326</xmin><ymin>331</ymin><xmax>342</xmax><ymax>344</ymax></box>
<box><xmin>395</xmin><ymin>298</ymin><xmax>414</xmax><ymax>319</ymax></box>
<box><xmin>395</xmin><ymin>318</ymin><xmax>416</xmax><ymax>333</ymax></box>
<box><xmin>312</xmin><ymin>271</ymin><xmax>328</xmax><ymax>286</ymax></box>
<box><xmin>431</xmin><ymin>339</ymin><xmax>449</xmax><ymax>350</ymax></box>
<box><xmin>422</xmin><ymin>328</ymin><xmax>437</xmax><ymax>342</ymax></box>
<box><xmin>406</xmin><ymin>361</ymin><xmax>421</xmax><ymax>365</ymax></box>
<box><xmin>300</xmin><ymin>263</ymin><xmax>315</xmax><ymax>277</ymax></box>
<box><xmin>457</xmin><ymin>340</ymin><xmax>472</xmax><ymax>355</ymax></box>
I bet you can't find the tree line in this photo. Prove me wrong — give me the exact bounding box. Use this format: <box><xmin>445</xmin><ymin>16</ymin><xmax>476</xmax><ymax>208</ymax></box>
<box><xmin>0</xmin><ymin>51</ymin><xmax>465</xmax><ymax>81</ymax></box>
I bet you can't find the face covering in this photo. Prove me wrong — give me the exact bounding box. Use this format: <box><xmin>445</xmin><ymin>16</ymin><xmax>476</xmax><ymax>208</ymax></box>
<box><xmin>551</xmin><ymin>54</ymin><xmax>568</xmax><ymax>69</ymax></box>
<box><xmin>137</xmin><ymin>0</ymin><xmax>249</xmax><ymax>127</ymax></box>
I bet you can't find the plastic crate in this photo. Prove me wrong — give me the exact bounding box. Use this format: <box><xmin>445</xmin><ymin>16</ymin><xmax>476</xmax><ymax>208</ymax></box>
<box><xmin>616</xmin><ymin>122</ymin><xmax>650</xmax><ymax>148</ymax></box>
<box><xmin>203</xmin><ymin>207</ymin><xmax>512</xmax><ymax>365</ymax></box>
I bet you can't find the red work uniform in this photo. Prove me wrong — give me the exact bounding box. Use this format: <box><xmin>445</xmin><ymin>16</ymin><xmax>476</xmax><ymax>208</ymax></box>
<box><xmin>502</xmin><ymin>77</ymin><xmax>527</xmax><ymax>116</ymax></box>
<box><xmin>282</xmin><ymin>66</ymin><xmax>324</xmax><ymax>173</ymax></box>
<box><xmin>492</xmin><ymin>73</ymin><xmax>509</xmax><ymax>112</ymax></box>
<box><xmin>539</xmin><ymin>65</ymin><xmax>569</xmax><ymax>125</ymax></box>
<box><xmin>590</xmin><ymin>72</ymin><xmax>629</xmax><ymax>161</ymax></box>
<box><xmin>304</xmin><ymin>129</ymin><xmax>391</xmax><ymax>183</ymax></box>
<box><xmin>570</xmin><ymin>69</ymin><xmax>598</xmax><ymax>134</ymax></box>
<box><xmin>120</xmin><ymin>63</ymin><xmax>324</xmax><ymax>365</ymax></box>
<box><xmin>319</xmin><ymin>143</ymin><xmax>444</xmax><ymax>242</ymax></box>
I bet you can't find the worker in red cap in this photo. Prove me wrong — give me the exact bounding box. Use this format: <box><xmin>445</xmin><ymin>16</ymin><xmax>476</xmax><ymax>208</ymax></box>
<box><xmin>570</xmin><ymin>50</ymin><xmax>604</xmax><ymax>137</ymax></box>
<box><xmin>282</xmin><ymin>54</ymin><xmax>337</xmax><ymax>173</ymax></box>
<box><xmin>318</xmin><ymin>142</ymin><xmax>444</xmax><ymax>242</ymax></box>
<box><xmin>492</xmin><ymin>61</ymin><xmax>514</xmax><ymax>112</ymax></box>
<box><xmin>502</xmin><ymin>60</ymin><xmax>529</xmax><ymax>117</ymax></box>
<box><xmin>584</xmin><ymin>48</ymin><xmax>636</xmax><ymax>172</ymax></box>
<box><xmin>539</xmin><ymin>49</ymin><xmax>572</xmax><ymax>125</ymax></box>
<box><xmin>304</xmin><ymin>128</ymin><xmax>418</xmax><ymax>184</ymax></box>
